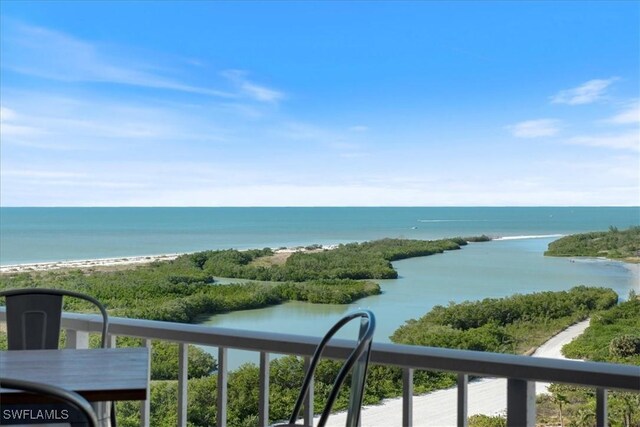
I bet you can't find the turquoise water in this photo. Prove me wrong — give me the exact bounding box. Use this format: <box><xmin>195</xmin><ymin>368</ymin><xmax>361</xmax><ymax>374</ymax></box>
<box><xmin>1</xmin><ymin>207</ymin><xmax>638</xmax><ymax>265</ymax></box>
<box><xmin>1</xmin><ymin>207</ymin><xmax>638</xmax><ymax>368</ymax></box>
<box><xmin>201</xmin><ymin>236</ymin><xmax>639</xmax><ymax>368</ymax></box>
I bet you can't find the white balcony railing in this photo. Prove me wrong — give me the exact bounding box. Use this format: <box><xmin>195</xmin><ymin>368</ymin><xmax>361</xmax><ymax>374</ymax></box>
<box><xmin>1</xmin><ymin>309</ymin><xmax>638</xmax><ymax>427</ymax></box>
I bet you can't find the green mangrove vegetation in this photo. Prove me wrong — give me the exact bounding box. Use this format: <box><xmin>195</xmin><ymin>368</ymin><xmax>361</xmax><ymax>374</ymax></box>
<box><xmin>468</xmin><ymin>414</ymin><xmax>507</xmax><ymax>427</ymax></box>
<box><xmin>562</xmin><ymin>293</ymin><xmax>640</xmax><ymax>364</ymax></box>
<box><xmin>0</xmin><ymin>237</ymin><xmax>475</xmax><ymax>323</ymax></box>
<box><xmin>0</xmin><ymin>270</ymin><xmax>380</xmax><ymax>323</ymax></box>
<box><xmin>179</xmin><ymin>237</ymin><xmax>467</xmax><ymax>281</ymax></box>
<box><xmin>391</xmin><ymin>286</ymin><xmax>617</xmax><ymax>354</ymax></box>
<box><xmin>112</xmin><ymin>287</ymin><xmax>619</xmax><ymax>426</ymax></box>
<box><xmin>545</xmin><ymin>226</ymin><xmax>640</xmax><ymax>262</ymax></box>
<box><xmin>536</xmin><ymin>295</ymin><xmax>640</xmax><ymax>427</ymax></box>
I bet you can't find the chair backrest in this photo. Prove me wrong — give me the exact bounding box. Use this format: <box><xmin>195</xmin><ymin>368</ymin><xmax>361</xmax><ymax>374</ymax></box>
<box><xmin>0</xmin><ymin>288</ymin><xmax>109</xmax><ymax>350</ymax></box>
<box><xmin>0</xmin><ymin>377</ymin><xmax>99</xmax><ymax>427</ymax></box>
<box><xmin>289</xmin><ymin>309</ymin><xmax>375</xmax><ymax>427</ymax></box>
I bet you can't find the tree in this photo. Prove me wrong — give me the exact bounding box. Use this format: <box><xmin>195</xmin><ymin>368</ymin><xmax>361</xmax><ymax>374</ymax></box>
<box><xmin>550</xmin><ymin>384</ymin><xmax>571</xmax><ymax>427</ymax></box>
<box><xmin>151</xmin><ymin>342</ymin><xmax>216</xmax><ymax>380</ymax></box>
<box><xmin>609</xmin><ymin>335</ymin><xmax>640</xmax><ymax>358</ymax></box>
<box><xmin>609</xmin><ymin>392</ymin><xmax>640</xmax><ymax>427</ymax></box>
<box><xmin>570</xmin><ymin>407</ymin><xmax>594</xmax><ymax>427</ymax></box>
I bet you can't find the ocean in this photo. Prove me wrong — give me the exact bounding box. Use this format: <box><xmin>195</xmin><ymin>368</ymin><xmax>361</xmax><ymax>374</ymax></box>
<box><xmin>1</xmin><ymin>207</ymin><xmax>638</xmax><ymax>368</ymax></box>
<box><xmin>1</xmin><ymin>207</ymin><xmax>638</xmax><ymax>265</ymax></box>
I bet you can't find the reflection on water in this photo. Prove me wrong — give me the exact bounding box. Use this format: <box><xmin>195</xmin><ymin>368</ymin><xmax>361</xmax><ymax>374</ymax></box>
<box><xmin>200</xmin><ymin>238</ymin><xmax>639</xmax><ymax>369</ymax></box>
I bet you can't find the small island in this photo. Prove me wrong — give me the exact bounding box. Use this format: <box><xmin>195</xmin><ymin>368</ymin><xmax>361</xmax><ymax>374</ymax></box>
<box><xmin>544</xmin><ymin>226</ymin><xmax>640</xmax><ymax>263</ymax></box>
<box><xmin>0</xmin><ymin>237</ymin><xmax>484</xmax><ymax>322</ymax></box>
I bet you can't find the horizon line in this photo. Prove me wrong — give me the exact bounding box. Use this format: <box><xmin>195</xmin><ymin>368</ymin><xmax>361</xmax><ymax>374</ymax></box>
<box><xmin>1</xmin><ymin>205</ymin><xmax>639</xmax><ymax>209</ymax></box>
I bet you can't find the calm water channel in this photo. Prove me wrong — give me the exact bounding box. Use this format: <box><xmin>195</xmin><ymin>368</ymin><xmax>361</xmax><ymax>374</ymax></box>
<box><xmin>200</xmin><ymin>237</ymin><xmax>639</xmax><ymax>369</ymax></box>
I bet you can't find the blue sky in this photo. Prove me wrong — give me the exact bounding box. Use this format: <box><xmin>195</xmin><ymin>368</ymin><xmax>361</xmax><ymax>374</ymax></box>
<box><xmin>1</xmin><ymin>1</ymin><xmax>638</xmax><ymax>206</ymax></box>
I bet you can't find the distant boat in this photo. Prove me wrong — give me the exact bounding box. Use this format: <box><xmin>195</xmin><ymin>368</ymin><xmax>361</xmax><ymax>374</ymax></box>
<box><xmin>411</xmin><ymin>226</ymin><xmax>418</xmax><ymax>229</ymax></box>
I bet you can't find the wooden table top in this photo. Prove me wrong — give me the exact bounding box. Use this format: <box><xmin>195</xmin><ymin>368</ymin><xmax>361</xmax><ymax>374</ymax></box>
<box><xmin>0</xmin><ymin>347</ymin><xmax>149</xmax><ymax>404</ymax></box>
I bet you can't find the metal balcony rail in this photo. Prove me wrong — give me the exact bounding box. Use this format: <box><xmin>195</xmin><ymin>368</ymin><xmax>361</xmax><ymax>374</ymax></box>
<box><xmin>1</xmin><ymin>309</ymin><xmax>638</xmax><ymax>427</ymax></box>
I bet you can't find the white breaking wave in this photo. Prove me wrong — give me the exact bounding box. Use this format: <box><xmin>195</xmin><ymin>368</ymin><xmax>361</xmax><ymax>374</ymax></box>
<box><xmin>494</xmin><ymin>234</ymin><xmax>564</xmax><ymax>240</ymax></box>
<box><xmin>417</xmin><ymin>219</ymin><xmax>488</xmax><ymax>223</ymax></box>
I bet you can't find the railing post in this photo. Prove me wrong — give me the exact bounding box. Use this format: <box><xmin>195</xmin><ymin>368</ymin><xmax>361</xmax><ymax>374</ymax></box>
<box><xmin>65</xmin><ymin>329</ymin><xmax>89</xmax><ymax>349</ymax></box>
<box><xmin>217</xmin><ymin>347</ymin><xmax>228</xmax><ymax>427</ymax></box>
<box><xmin>140</xmin><ymin>339</ymin><xmax>152</xmax><ymax>427</ymax></box>
<box><xmin>177</xmin><ymin>343</ymin><xmax>188</xmax><ymax>427</ymax></box>
<box><xmin>107</xmin><ymin>334</ymin><xmax>117</xmax><ymax>348</ymax></box>
<box><xmin>259</xmin><ymin>352</ymin><xmax>270</xmax><ymax>427</ymax></box>
<box><xmin>303</xmin><ymin>356</ymin><xmax>314</xmax><ymax>426</ymax></box>
<box><xmin>507</xmin><ymin>379</ymin><xmax>535</xmax><ymax>427</ymax></box>
<box><xmin>457</xmin><ymin>373</ymin><xmax>468</xmax><ymax>427</ymax></box>
<box><xmin>596</xmin><ymin>388</ymin><xmax>607</xmax><ymax>427</ymax></box>
<box><xmin>403</xmin><ymin>368</ymin><xmax>413</xmax><ymax>427</ymax></box>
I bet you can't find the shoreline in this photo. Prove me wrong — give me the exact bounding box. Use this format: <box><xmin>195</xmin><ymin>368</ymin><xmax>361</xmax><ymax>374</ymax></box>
<box><xmin>0</xmin><ymin>254</ymin><xmax>182</xmax><ymax>274</ymax></box>
<box><xmin>3</xmin><ymin>233</ymin><xmax>637</xmax><ymax>275</ymax></box>
<box><xmin>4</xmin><ymin>244</ymin><xmax>638</xmax><ymax>276</ymax></box>
<box><xmin>0</xmin><ymin>245</ymin><xmax>340</xmax><ymax>275</ymax></box>
<box><xmin>0</xmin><ymin>236</ymin><xmax>557</xmax><ymax>274</ymax></box>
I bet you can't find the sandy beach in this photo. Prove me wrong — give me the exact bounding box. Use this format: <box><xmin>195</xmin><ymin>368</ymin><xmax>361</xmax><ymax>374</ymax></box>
<box><xmin>0</xmin><ymin>245</ymin><xmax>340</xmax><ymax>275</ymax></box>
<box><xmin>0</xmin><ymin>254</ymin><xmax>181</xmax><ymax>274</ymax></box>
<box><xmin>321</xmin><ymin>319</ymin><xmax>590</xmax><ymax>427</ymax></box>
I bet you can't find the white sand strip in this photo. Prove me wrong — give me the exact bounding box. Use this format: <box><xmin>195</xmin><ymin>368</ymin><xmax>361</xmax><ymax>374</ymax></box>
<box><xmin>322</xmin><ymin>319</ymin><xmax>590</xmax><ymax>427</ymax></box>
<box><xmin>0</xmin><ymin>254</ymin><xmax>180</xmax><ymax>274</ymax></box>
<box><xmin>0</xmin><ymin>244</ymin><xmax>340</xmax><ymax>275</ymax></box>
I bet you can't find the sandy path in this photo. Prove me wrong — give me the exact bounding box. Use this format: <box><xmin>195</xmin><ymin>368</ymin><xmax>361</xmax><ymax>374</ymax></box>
<box><xmin>321</xmin><ymin>319</ymin><xmax>590</xmax><ymax>427</ymax></box>
<box><xmin>532</xmin><ymin>320</ymin><xmax>589</xmax><ymax>395</ymax></box>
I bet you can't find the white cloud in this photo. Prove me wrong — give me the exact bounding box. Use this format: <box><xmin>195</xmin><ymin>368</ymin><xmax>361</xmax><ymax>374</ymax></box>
<box><xmin>240</xmin><ymin>81</ymin><xmax>283</xmax><ymax>103</ymax></box>
<box><xmin>338</xmin><ymin>152</ymin><xmax>370</xmax><ymax>159</ymax></box>
<box><xmin>506</xmin><ymin>119</ymin><xmax>561</xmax><ymax>138</ymax></box>
<box><xmin>348</xmin><ymin>125</ymin><xmax>369</xmax><ymax>132</ymax></box>
<box><xmin>550</xmin><ymin>78</ymin><xmax>618</xmax><ymax>105</ymax></box>
<box><xmin>605</xmin><ymin>101</ymin><xmax>640</xmax><ymax>125</ymax></box>
<box><xmin>275</xmin><ymin>121</ymin><xmax>332</xmax><ymax>141</ymax></box>
<box><xmin>2</xmin><ymin>170</ymin><xmax>86</xmax><ymax>179</ymax></box>
<box><xmin>1</xmin><ymin>106</ymin><xmax>18</xmax><ymax>121</ymax></box>
<box><xmin>3</xmin><ymin>152</ymin><xmax>638</xmax><ymax>206</ymax></box>
<box><xmin>2</xmin><ymin>21</ymin><xmax>233</xmax><ymax>97</ymax></box>
<box><xmin>222</xmin><ymin>70</ymin><xmax>284</xmax><ymax>103</ymax></box>
<box><xmin>0</xmin><ymin>92</ymin><xmax>233</xmax><ymax>152</ymax></box>
<box><xmin>566</xmin><ymin>131</ymin><xmax>640</xmax><ymax>151</ymax></box>
<box><xmin>0</xmin><ymin>105</ymin><xmax>48</xmax><ymax>139</ymax></box>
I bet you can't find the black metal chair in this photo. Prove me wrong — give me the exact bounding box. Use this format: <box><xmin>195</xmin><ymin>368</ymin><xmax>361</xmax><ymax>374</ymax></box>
<box><xmin>0</xmin><ymin>288</ymin><xmax>114</xmax><ymax>426</ymax></box>
<box><xmin>274</xmin><ymin>309</ymin><xmax>376</xmax><ymax>427</ymax></box>
<box><xmin>0</xmin><ymin>377</ymin><xmax>99</xmax><ymax>427</ymax></box>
